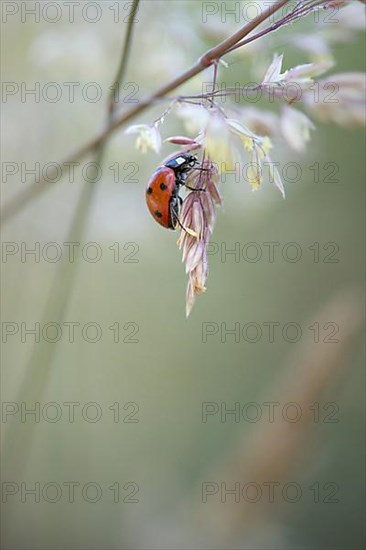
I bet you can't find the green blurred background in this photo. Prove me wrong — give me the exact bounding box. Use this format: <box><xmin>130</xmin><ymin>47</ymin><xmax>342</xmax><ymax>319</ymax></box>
<box><xmin>1</xmin><ymin>1</ymin><xmax>365</xmax><ymax>549</ymax></box>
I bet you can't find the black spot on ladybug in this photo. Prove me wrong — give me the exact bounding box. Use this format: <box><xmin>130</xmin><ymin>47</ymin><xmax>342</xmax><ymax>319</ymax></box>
<box><xmin>146</xmin><ymin>187</ymin><xmax>153</xmax><ymax>194</ymax></box>
<box><xmin>160</xmin><ymin>183</ymin><xmax>168</xmax><ymax>191</ymax></box>
<box><xmin>154</xmin><ymin>211</ymin><xmax>163</xmax><ymax>218</ymax></box>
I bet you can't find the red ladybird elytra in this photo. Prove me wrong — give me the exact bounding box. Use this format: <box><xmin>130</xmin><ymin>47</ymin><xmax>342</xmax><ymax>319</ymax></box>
<box><xmin>145</xmin><ymin>153</ymin><xmax>198</xmax><ymax>229</ymax></box>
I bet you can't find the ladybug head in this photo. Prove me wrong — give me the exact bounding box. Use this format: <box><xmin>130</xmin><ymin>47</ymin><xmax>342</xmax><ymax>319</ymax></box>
<box><xmin>165</xmin><ymin>153</ymin><xmax>198</xmax><ymax>174</ymax></box>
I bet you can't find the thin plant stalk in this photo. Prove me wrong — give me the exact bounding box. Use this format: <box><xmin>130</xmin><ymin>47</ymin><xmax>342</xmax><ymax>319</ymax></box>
<box><xmin>2</xmin><ymin>0</ymin><xmax>141</xmax><ymax>477</ymax></box>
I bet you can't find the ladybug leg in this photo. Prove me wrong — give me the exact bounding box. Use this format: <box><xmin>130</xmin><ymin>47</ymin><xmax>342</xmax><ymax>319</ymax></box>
<box><xmin>170</xmin><ymin>196</ymin><xmax>197</xmax><ymax>235</ymax></box>
<box><xmin>172</xmin><ymin>213</ymin><xmax>195</xmax><ymax>235</ymax></box>
<box><xmin>169</xmin><ymin>195</ymin><xmax>180</xmax><ymax>230</ymax></box>
<box><xmin>177</xmin><ymin>174</ymin><xmax>205</xmax><ymax>193</ymax></box>
<box><xmin>170</xmin><ymin>202</ymin><xmax>185</xmax><ymax>232</ymax></box>
<box><xmin>184</xmin><ymin>184</ymin><xmax>206</xmax><ymax>192</ymax></box>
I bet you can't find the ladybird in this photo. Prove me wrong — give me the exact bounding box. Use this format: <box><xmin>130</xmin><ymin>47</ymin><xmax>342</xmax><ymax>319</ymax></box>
<box><xmin>145</xmin><ymin>153</ymin><xmax>198</xmax><ymax>229</ymax></box>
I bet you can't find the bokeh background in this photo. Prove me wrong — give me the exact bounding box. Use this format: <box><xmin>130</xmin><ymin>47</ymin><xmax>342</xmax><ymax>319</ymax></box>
<box><xmin>1</xmin><ymin>1</ymin><xmax>365</xmax><ymax>549</ymax></box>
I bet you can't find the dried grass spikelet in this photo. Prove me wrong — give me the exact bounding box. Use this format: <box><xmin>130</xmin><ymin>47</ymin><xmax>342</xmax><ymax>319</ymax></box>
<box><xmin>304</xmin><ymin>72</ymin><xmax>366</xmax><ymax>127</ymax></box>
<box><xmin>177</xmin><ymin>159</ymin><xmax>221</xmax><ymax>317</ymax></box>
